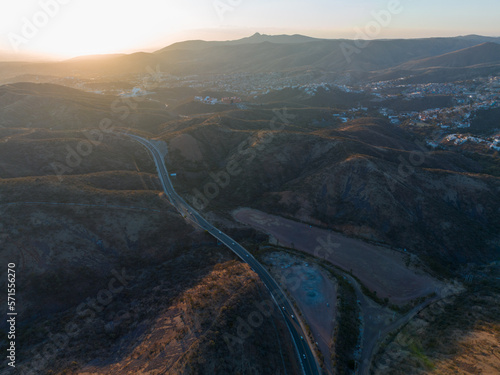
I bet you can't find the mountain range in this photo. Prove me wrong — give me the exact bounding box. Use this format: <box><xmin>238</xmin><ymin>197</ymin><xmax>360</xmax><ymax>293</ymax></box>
<box><xmin>1</xmin><ymin>34</ymin><xmax>500</xmax><ymax>83</ymax></box>
<box><xmin>1</xmin><ymin>33</ymin><xmax>499</xmax><ymax>375</ymax></box>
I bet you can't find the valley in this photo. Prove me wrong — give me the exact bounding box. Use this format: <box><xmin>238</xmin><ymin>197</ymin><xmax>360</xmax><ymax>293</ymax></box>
<box><xmin>0</xmin><ymin>32</ymin><xmax>499</xmax><ymax>375</ymax></box>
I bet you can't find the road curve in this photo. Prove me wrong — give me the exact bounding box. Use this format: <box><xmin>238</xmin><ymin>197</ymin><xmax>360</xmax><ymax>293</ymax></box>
<box><xmin>125</xmin><ymin>133</ymin><xmax>320</xmax><ymax>375</ymax></box>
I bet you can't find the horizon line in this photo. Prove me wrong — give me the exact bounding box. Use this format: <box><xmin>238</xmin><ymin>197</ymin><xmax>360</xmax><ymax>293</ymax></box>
<box><xmin>2</xmin><ymin>31</ymin><xmax>499</xmax><ymax>63</ymax></box>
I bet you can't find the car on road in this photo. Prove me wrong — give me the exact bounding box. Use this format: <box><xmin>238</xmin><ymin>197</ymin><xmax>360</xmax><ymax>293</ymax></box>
<box><xmin>300</xmin><ymin>336</ymin><xmax>303</xmax><ymax>340</ymax></box>
<box><xmin>291</xmin><ymin>314</ymin><xmax>294</xmax><ymax>319</ymax></box>
<box><xmin>302</xmin><ymin>354</ymin><xmax>306</xmax><ymax>359</ymax></box>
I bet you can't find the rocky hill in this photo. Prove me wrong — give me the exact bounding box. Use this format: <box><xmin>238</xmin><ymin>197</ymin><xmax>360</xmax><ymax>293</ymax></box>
<box><xmin>165</xmin><ymin>114</ymin><xmax>500</xmax><ymax>270</ymax></box>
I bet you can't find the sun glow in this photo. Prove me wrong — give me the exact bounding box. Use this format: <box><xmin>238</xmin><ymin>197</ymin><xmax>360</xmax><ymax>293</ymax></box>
<box><xmin>1</xmin><ymin>0</ymin><xmax>499</xmax><ymax>59</ymax></box>
<box><xmin>1</xmin><ymin>0</ymin><xmax>213</xmax><ymax>58</ymax></box>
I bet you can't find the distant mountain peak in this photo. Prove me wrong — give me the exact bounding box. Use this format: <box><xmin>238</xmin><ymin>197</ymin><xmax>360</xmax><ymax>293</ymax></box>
<box><xmin>236</xmin><ymin>32</ymin><xmax>319</xmax><ymax>45</ymax></box>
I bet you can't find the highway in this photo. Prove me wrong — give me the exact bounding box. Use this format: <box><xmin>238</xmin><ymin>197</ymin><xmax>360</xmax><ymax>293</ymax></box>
<box><xmin>125</xmin><ymin>133</ymin><xmax>320</xmax><ymax>375</ymax></box>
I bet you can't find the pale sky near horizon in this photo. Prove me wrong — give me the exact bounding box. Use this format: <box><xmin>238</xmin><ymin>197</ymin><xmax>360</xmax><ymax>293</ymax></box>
<box><xmin>0</xmin><ymin>0</ymin><xmax>499</xmax><ymax>59</ymax></box>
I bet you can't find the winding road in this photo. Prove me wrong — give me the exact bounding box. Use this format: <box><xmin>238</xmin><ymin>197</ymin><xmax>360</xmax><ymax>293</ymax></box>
<box><xmin>125</xmin><ymin>133</ymin><xmax>320</xmax><ymax>375</ymax></box>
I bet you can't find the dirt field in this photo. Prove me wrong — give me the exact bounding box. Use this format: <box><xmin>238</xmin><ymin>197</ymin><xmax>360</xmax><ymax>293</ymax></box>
<box><xmin>263</xmin><ymin>252</ymin><xmax>338</xmax><ymax>375</ymax></box>
<box><xmin>234</xmin><ymin>208</ymin><xmax>443</xmax><ymax>305</ymax></box>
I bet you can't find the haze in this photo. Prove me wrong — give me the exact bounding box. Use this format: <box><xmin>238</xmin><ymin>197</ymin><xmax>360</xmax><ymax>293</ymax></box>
<box><xmin>1</xmin><ymin>0</ymin><xmax>500</xmax><ymax>59</ymax></box>
<box><xmin>1</xmin><ymin>0</ymin><xmax>500</xmax><ymax>373</ymax></box>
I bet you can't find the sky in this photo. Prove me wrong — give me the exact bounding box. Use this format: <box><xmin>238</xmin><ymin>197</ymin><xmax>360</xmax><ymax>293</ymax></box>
<box><xmin>0</xmin><ymin>0</ymin><xmax>499</xmax><ymax>59</ymax></box>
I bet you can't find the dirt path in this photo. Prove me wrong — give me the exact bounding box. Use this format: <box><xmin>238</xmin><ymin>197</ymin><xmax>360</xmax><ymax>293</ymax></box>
<box><xmin>233</xmin><ymin>208</ymin><xmax>457</xmax><ymax>375</ymax></box>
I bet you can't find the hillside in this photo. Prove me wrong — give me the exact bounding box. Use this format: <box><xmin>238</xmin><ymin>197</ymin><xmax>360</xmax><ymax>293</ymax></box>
<box><xmin>1</xmin><ymin>35</ymin><xmax>500</xmax><ymax>81</ymax></box>
<box><xmin>1</xmin><ymin>36</ymin><xmax>499</xmax><ymax>374</ymax></box>
<box><xmin>0</xmin><ymin>82</ymin><xmax>173</xmax><ymax>132</ymax></box>
<box><xmin>155</xmin><ymin>32</ymin><xmax>320</xmax><ymax>53</ymax></box>
<box><xmin>373</xmin><ymin>265</ymin><xmax>500</xmax><ymax>375</ymax></box>
<box><xmin>0</xmin><ymin>136</ymin><xmax>297</xmax><ymax>374</ymax></box>
<box><xmin>164</xmin><ymin>115</ymin><xmax>500</xmax><ymax>269</ymax></box>
<box><xmin>396</xmin><ymin>42</ymin><xmax>500</xmax><ymax>69</ymax></box>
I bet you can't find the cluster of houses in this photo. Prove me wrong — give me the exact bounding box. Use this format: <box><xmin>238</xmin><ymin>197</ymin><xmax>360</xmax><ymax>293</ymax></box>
<box><xmin>333</xmin><ymin>105</ymin><xmax>369</xmax><ymax>123</ymax></box>
<box><xmin>415</xmin><ymin>99</ymin><xmax>497</xmax><ymax>129</ymax></box>
<box><xmin>443</xmin><ymin>134</ymin><xmax>500</xmax><ymax>151</ymax></box>
<box><xmin>119</xmin><ymin>87</ymin><xmax>150</xmax><ymax>98</ymax></box>
<box><xmin>377</xmin><ymin>97</ymin><xmax>499</xmax><ymax>129</ymax></box>
<box><xmin>194</xmin><ymin>96</ymin><xmax>218</xmax><ymax>105</ymax></box>
<box><xmin>301</xmin><ymin>82</ymin><xmax>331</xmax><ymax>95</ymax></box>
<box><xmin>193</xmin><ymin>96</ymin><xmax>242</xmax><ymax>105</ymax></box>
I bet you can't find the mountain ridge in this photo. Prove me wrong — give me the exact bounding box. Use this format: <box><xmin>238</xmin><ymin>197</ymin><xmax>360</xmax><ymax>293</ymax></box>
<box><xmin>1</xmin><ymin>34</ymin><xmax>500</xmax><ymax>82</ymax></box>
<box><xmin>395</xmin><ymin>42</ymin><xmax>500</xmax><ymax>69</ymax></box>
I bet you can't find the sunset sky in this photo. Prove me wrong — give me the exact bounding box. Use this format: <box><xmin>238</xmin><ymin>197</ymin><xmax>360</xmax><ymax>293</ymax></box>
<box><xmin>1</xmin><ymin>0</ymin><xmax>499</xmax><ymax>58</ymax></box>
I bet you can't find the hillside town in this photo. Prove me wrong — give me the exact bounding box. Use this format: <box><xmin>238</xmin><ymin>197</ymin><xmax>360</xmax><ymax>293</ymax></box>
<box><xmin>364</xmin><ymin>77</ymin><xmax>500</xmax><ymax>129</ymax></box>
<box><xmin>23</xmin><ymin>69</ymin><xmax>500</xmax><ymax>152</ymax></box>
